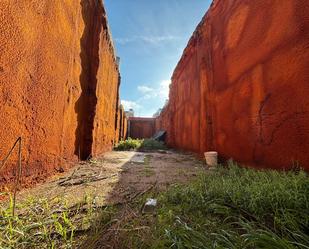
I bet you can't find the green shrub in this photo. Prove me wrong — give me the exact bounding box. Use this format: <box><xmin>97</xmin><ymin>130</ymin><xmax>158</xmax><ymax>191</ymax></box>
<box><xmin>140</xmin><ymin>139</ymin><xmax>167</xmax><ymax>151</ymax></box>
<box><xmin>114</xmin><ymin>138</ymin><xmax>143</xmax><ymax>151</ymax></box>
<box><xmin>114</xmin><ymin>138</ymin><xmax>166</xmax><ymax>151</ymax></box>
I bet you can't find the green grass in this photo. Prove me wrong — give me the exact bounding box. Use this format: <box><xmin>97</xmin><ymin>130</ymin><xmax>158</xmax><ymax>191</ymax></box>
<box><xmin>2</xmin><ymin>162</ymin><xmax>308</xmax><ymax>248</ymax></box>
<box><xmin>0</xmin><ymin>193</ymin><xmax>106</xmax><ymax>248</ymax></box>
<box><xmin>141</xmin><ymin>155</ymin><xmax>155</xmax><ymax>177</ymax></box>
<box><xmin>147</xmin><ymin>162</ymin><xmax>309</xmax><ymax>248</ymax></box>
<box><xmin>90</xmin><ymin>161</ymin><xmax>309</xmax><ymax>248</ymax></box>
<box><xmin>139</xmin><ymin>139</ymin><xmax>167</xmax><ymax>151</ymax></box>
<box><xmin>114</xmin><ymin>138</ymin><xmax>166</xmax><ymax>151</ymax></box>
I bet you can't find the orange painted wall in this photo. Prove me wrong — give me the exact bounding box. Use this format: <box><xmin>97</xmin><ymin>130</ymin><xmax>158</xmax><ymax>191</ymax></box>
<box><xmin>0</xmin><ymin>0</ymin><xmax>121</xmax><ymax>188</ymax></box>
<box><xmin>123</xmin><ymin>116</ymin><xmax>128</xmax><ymax>140</ymax></box>
<box><xmin>129</xmin><ymin>118</ymin><xmax>156</xmax><ymax>139</ymax></box>
<box><xmin>113</xmin><ymin>103</ymin><xmax>128</xmax><ymax>144</ymax></box>
<box><xmin>118</xmin><ymin>106</ymin><xmax>128</xmax><ymax>141</ymax></box>
<box><xmin>157</xmin><ymin>0</ymin><xmax>309</xmax><ymax>170</ymax></box>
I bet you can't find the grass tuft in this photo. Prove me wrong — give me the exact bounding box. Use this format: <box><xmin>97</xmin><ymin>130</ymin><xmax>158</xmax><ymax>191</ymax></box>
<box><xmin>0</xmin><ymin>193</ymin><xmax>106</xmax><ymax>248</ymax></box>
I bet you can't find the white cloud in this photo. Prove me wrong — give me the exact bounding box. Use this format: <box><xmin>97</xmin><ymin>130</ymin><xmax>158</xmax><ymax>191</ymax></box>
<box><xmin>114</xmin><ymin>37</ymin><xmax>132</xmax><ymax>45</ymax></box>
<box><xmin>158</xmin><ymin>80</ymin><xmax>170</xmax><ymax>100</ymax></box>
<box><xmin>115</xmin><ymin>35</ymin><xmax>181</xmax><ymax>45</ymax></box>
<box><xmin>137</xmin><ymin>85</ymin><xmax>153</xmax><ymax>94</ymax></box>
<box><xmin>137</xmin><ymin>80</ymin><xmax>171</xmax><ymax>101</ymax></box>
<box><xmin>121</xmin><ymin>80</ymin><xmax>171</xmax><ymax>117</ymax></box>
<box><xmin>121</xmin><ymin>100</ymin><xmax>141</xmax><ymax>111</ymax></box>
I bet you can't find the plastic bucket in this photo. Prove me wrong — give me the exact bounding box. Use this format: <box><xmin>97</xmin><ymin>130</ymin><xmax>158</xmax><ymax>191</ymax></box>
<box><xmin>204</xmin><ymin>151</ymin><xmax>218</xmax><ymax>167</ymax></box>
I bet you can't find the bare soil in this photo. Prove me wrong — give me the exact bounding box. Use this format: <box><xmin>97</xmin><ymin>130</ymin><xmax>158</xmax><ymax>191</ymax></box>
<box><xmin>14</xmin><ymin>150</ymin><xmax>206</xmax><ymax>248</ymax></box>
<box><xmin>18</xmin><ymin>151</ymin><xmax>204</xmax><ymax>207</ymax></box>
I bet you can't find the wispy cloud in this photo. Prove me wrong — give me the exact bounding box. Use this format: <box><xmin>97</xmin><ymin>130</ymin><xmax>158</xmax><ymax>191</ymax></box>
<box><xmin>137</xmin><ymin>85</ymin><xmax>153</xmax><ymax>94</ymax></box>
<box><xmin>115</xmin><ymin>35</ymin><xmax>182</xmax><ymax>45</ymax></box>
<box><xmin>121</xmin><ymin>100</ymin><xmax>141</xmax><ymax>110</ymax></box>
<box><xmin>137</xmin><ymin>80</ymin><xmax>171</xmax><ymax>101</ymax></box>
<box><xmin>121</xmin><ymin>80</ymin><xmax>171</xmax><ymax>117</ymax></box>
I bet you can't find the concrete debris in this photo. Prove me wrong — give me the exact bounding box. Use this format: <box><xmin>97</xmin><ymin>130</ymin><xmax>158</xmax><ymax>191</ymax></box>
<box><xmin>152</xmin><ymin>130</ymin><xmax>166</xmax><ymax>142</ymax></box>
<box><xmin>142</xmin><ymin>198</ymin><xmax>157</xmax><ymax>214</ymax></box>
<box><xmin>130</xmin><ymin>153</ymin><xmax>145</xmax><ymax>164</ymax></box>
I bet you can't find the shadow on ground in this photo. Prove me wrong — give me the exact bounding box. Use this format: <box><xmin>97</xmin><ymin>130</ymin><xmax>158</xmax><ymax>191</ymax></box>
<box><xmin>77</xmin><ymin>150</ymin><xmax>205</xmax><ymax>248</ymax></box>
<box><xmin>14</xmin><ymin>150</ymin><xmax>206</xmax><ymax>248</ymax></box>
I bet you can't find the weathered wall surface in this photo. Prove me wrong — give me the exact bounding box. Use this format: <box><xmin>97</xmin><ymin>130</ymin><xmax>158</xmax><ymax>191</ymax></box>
<box><xmin>157</xmin><ymin>0</ymin><xmax>309</xmax><ymax>170</ymax></box>
<box><xmin>0</xmin><ymin>0</ymin><xmax>122</xmax><ymax>188</ymax></box>
<box><xmin>118</xmin><ymin>106</ymin><xmax>128</xmax><ymax>141</ymax></box>
<box><xmin>129</xmin><ymin>118</ymin><xmax>156</xmax><ymax>139</ymax></box>
<box><xmin>112</xmin><ymin>103</ymin><xmax>127</xmax><ymax>145</ymax></box>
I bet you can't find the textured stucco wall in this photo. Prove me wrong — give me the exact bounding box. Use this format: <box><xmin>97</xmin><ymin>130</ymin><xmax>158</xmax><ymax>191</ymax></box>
<box><xmin>0</xmin><ymin>0</ymin><xmax>121</xmax><ymax>188</ymax></box>
<box><xmin>157</xmin><ymin>0</ymin><xmax>309</xmax><ymax>170</ymax></box>
<box><xmin>118</xmin><ymin>106</ymin><xmax>128</xmax><ymax>141</ymax></box>
<box><xmin>129</xmin><ymin>118</ymin><xmax>156</xmax><ymax>139</ymax></box>
<box><xmin>123</xmin><ymin>115</ymin><xmax>128</xmax><ymax>140</ymax></box>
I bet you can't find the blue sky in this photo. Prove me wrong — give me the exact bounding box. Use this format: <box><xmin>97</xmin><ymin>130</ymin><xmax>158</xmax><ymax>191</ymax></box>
<box><xmin>104</xmin><ymin>0</ymin><xmax>211</xmax><ymax>117</ymax></box>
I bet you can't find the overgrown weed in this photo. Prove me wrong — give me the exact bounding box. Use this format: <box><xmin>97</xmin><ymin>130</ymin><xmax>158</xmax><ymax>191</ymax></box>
<box><xmin>0</xmin><ymin>192</ymin><xmax>112</xmax><ymax>248</ymax></box>
<box><xmin>149</xmin><ymin>162</ymin><xmax>309</xmax><ymax>248</ymax></box>
<box><xmin>114</xmin><ymin>138</ymin><xmax>166</xmax><ymax>151</ymax></box>
<box><xmin>86</xmin><ymin>161</ymin><xmax>309</xmax><ymax>248</ymax></box>
<box><xmin>2</xmin><ymin>162</ymin><xmax>308</xmax><ymax>248</ymax></box>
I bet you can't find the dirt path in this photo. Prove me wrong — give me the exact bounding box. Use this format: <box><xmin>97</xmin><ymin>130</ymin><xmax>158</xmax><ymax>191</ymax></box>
<box><xmin>9</xmin><ymin>150</ymin><xmax>206</xmax><ymax>248</ymax></box>
<box><xmin>18</xmin><ymin>151</ymin><xmax>204</xmax><ymax>207</ymax></box>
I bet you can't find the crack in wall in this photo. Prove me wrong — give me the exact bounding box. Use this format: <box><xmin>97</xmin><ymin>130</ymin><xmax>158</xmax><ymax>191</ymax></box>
<box><xmin>114</xmin><ymin>75</ymin><xmax>121</xmax><ymax>140</ymax></box>
<box><xmin>253</xmin><ymin>92</ymin><xmax>307</xmax><ymax>162</ymax></box>
<box><xmin>74</xmin><ymin>0</ymin><xmax>102</xmax><ymax>160</ymax></box>
<box><xmin>257</xmin><ymin>93</ymin><xmax>271</xmax><ymax>144</ymax></box>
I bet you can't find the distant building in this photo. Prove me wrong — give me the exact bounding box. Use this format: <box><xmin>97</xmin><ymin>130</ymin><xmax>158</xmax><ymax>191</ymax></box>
<box><xmin>153</xmin><ymin>108</ymin><xmax>162</xmax><ymax>118</ymax></box>
<box><xmin>125</xmin><ymin>108</ymin><xmax>134</xmax><ymax>118</ymax></box>
<box><xmin>116</xmin><ymin>56</ymin><xmax>120</xmax><ymax>67</ymax></box>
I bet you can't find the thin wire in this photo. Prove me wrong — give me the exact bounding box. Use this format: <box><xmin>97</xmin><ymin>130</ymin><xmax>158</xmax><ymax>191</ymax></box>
<box><xmin>13</xmin><ymin>137</ymin><xmax>22</xmax><ymax>217</ymax></box>
<box><xmin>0</xmin><ymin>137</ymin><xmax>20</xmax><ymax>172</ymax></box>
<box><xmin>0</xmin><ymin>137</ymin><xmax>22</xmax><ymax>217</ymax></box>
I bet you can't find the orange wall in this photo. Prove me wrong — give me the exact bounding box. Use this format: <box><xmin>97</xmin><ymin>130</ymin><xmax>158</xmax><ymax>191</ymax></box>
<box><xmin>113</xmin><ymin>105</ymin><xmax>128</xmax><ymax>144</ymax></box>
<box><xmin>129</xmin><ymin>118</ymin><xmax>156</xmax><ymax>139</ymax></box>
<box><xmin>157</xmin><ymin>0</ymin><xmax>309</xmax><ymax>170</ymax></box>
<box><xmin>0</xmin><ymin>0</ymin><xmax>121</xmax><ymax>188</ymax></box>
<box><xmin>119</xmin><ymin>107</ymin><xmax>128</xmax><ymax>141</ymax></box>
